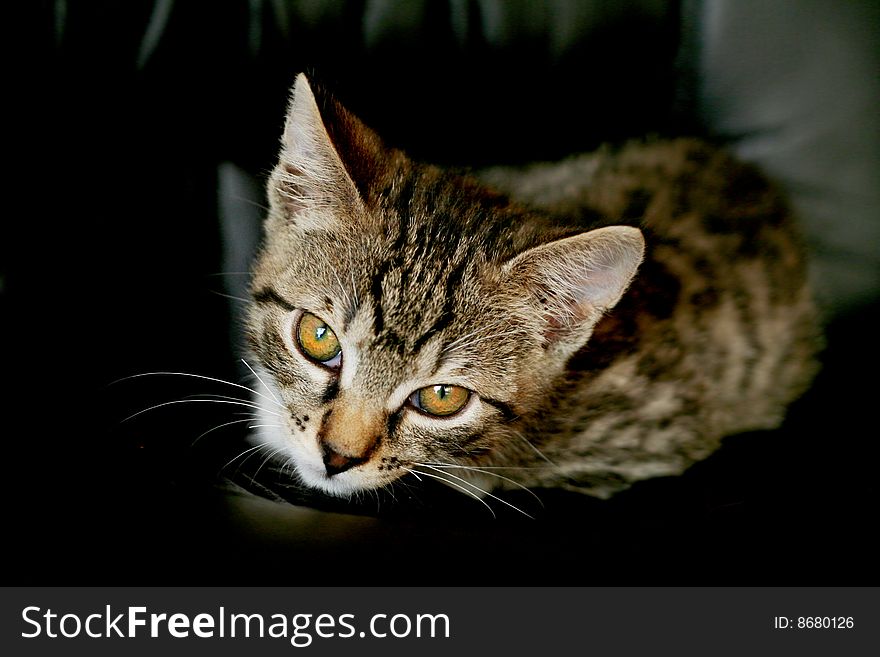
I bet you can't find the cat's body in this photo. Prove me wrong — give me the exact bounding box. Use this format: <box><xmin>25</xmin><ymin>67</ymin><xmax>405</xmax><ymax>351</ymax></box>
<box><xmin>245</xmin><ymin>75</ymin><xmax>819</xmax><ymax>501</ymax></box>
<box><xmin>476</xmin><ymin>142</ymin><xmax>819</xmax><ymax>495</ymax></box>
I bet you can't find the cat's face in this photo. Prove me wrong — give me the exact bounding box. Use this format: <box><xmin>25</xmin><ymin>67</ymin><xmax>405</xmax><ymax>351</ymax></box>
<box><xmin>245</xmin><ymin>75</ymin><xmax>643</xmax><ymax>496</ymax></box>
<box><xmin>247</xmin><ymin>228</ymin><xmax>532</xmax><ymax>496</ymax></box>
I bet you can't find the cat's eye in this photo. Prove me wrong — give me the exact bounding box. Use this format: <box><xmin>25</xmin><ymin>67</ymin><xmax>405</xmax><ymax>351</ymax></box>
<box><xmin>296</xmin><ymin>311</ymin><xmax>342</xmax><ymax>369</ymax></box>
<box><xmin>409</xmin><ymin>385</ymin><xmax>470</xmax><ymax>417</ymax></box>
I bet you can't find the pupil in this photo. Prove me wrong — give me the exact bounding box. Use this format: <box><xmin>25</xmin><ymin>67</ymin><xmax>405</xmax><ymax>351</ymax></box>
<box><xmin>435</xmin><ymin>385</ymin><xmax>448</xmax><ymax>400</ymax></box>
<box><xmin>315</xmin><ymin>326</ymin><xmax>327</xmax><ymax>341</ymax></box>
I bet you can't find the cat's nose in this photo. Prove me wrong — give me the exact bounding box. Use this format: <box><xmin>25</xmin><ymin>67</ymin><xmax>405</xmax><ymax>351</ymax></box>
<box><xmin>322</xmin><ymin>446</ymin><xmax>366</xmax><ymax>476</ymax></box>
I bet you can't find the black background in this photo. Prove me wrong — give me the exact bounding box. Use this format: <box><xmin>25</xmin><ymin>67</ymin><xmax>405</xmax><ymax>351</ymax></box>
<box><xmin>7</xmin><ymin>2</ymin><xmax>879</xmax><ymax>585</ymax></box>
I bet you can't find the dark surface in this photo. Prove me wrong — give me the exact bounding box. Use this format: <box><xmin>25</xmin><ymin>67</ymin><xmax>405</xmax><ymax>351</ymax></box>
<box><xmin>7</xmin><ymin>1</ymin><xmax>878</xmax><ymax>584</ymax></box>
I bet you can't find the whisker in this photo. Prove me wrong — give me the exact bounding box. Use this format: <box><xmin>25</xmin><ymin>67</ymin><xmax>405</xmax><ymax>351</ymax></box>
<box><xmin>240</xmin><ymin>358</ymin><xmax>281</xmax><ymax>404</ymax></box>
<box><xmin>114</xmin><ymin>371</ymin><xmax>286</xmax><ymax>410</ymax></box>
<box><xmin>265</xmin><ymin>456</ymin><xmax>302</xmax><ymax>486</ymax></box>
<box><xmin>415</xmin><ymin>464</ymin><xmax>535</xmax><ymax>519</ymax></box>
<box><xmin>280</xmin><ymin>456</ymin><xmax>298</xmax><ymax>479</ymax></box>
<box><xmin>511</xmin><ymin>430</ymin><xmax>559</xmax><ymax>468</ymax></box>
<box><xmin>419</xmin><ymin>462</ymin><xmax>544</xmax><ymax>507</ymax></box>
<box><xmin>422</xmin><ymin>464</ymin><xmax>553</xmax><ymax>470</ymax></box>
<box><xmin>218</xmin><ymin>442</ymin><xmax>267</xmax><ymax>473</ymax></box>
<box><xmin>227</xmin><ymin>193</ymin><xmax>270</xmax><ymax>213</ymax></box>
<box><xmin>191</xmin><ymin>417</ymin><xmax>259</xmax><ymax>447</ymax></box>
<box><xmin>386</xmin><ymin>476</ymin><xmax>417</xmax><ymax>507</ymax></box>
<box><xmin>178</xmin><ymin>393</ymin><xmax>283</xmax><ymax>418</ymax></box>
<box><xmin>181</xmin><ymin>392</ymin><xmax>255</xmax><ymax>404</ymax></box>
<box><xmin>231</xmin><ymin>446</ymin><xmax>274</xmax><ymax>479</ymax></box>
<box><xmin>184</xmin><ymin>394</ymin><xmax>284</xmax><ymax>417</ymax></box>
<box><xmin>210</xmin><ymin>289</ymin><xmax>251</xmax><ymax>304</ymax></box>
<box><xmin>252</xmin><ymin>447</ymin><xmax>284</xmax><ymax>482</ymax></box>
<box><xmin>369</xmin><ymin>487</ymin><xmax>381</xmax><ymax>513</ymax></box>
<box><xmin>121</xmin><ymin>398</ymin><xmax>281</xmax><ymax>424</ymax></box>
<box><xmin>404</xmin><ymin>468</ymin><xmax>495</xmax><ymax>519</ymax></box>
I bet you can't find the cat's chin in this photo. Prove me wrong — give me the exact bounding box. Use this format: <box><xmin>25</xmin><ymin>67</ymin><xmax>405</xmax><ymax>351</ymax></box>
<box><xmin>295</xmin><ymin>465</ymin><xmax>378</xmax><ymax>498</ymax></box>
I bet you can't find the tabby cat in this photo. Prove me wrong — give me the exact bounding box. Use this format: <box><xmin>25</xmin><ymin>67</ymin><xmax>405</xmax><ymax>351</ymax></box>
<box><xmin>244</xmin><ymin>74</ymin><xmax>819</xmax><ymax>502</ymax></box>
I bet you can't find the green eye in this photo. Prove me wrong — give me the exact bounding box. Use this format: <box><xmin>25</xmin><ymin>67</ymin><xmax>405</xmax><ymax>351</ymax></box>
<box><xmin>411</xmin><ymin>385</ymin><xmax>470</xmax><ymax>417</ymax></box>
<box><xmin>296</xmin><ymin>312</ymin><xmax>342</xmax><ymax>367</ymax></box>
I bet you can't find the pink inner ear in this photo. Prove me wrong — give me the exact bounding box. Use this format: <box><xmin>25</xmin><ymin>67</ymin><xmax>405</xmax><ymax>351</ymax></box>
<box><xmin>533</xmin><ymin>280</ymin><xmax>593</xmax><ymax>343</ymax></box>
<box><xmin>574</xmin><ymin>266</ymin><xmax>631</xmax><ymax>311</ymax></box>
<box><xmin>541</xmin><ymin>298</ymin><xmax>593</xmax><ymax>343</ymax></box>
<box><xmin>276</xmin><ymin>163</ymin><xmax>312</xmax><ymax>215</ymax></box>
<box><xmin>542</xmin><ymin>313</ymin><xmax>567</xmax><ymax>342</ymax></box>
<box><xmin>513</xmin><ymin>226</ymin><xmax>645</xmax><ymax>348</ymax></box>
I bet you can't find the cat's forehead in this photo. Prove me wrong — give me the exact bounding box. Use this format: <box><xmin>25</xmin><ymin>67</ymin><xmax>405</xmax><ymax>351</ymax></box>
<box><xmin>254</xmin><ymin>159</ymin><xmax>540</xmax><ymax>392</ymax></box>
<box><xmin>269</xmin><ymin>169</ymin><xmax>500</xmax><ymax>317</ymax></box>
<box><xmin>264</xmin><ymin>222</ymin><xmax>506</xmax><ymax>376</ymax></box>
<box><xmin>338</xmin><ymin>226</ymin><xmax>485</xmax><ymax>353</ymax></box>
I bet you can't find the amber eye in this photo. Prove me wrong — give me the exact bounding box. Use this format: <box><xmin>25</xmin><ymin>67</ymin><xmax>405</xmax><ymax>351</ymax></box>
<box><xmin>410</xmin><ymin>385</ymin><xmax>470</xmax><ymax>417</ymax></box>
<box><xmin>296</xmin><ymin>312</ymin><xmax>342</xmax><ymax>368</ymax></box>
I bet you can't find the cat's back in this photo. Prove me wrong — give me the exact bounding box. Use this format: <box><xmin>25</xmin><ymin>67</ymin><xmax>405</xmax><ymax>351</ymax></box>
<box><xmin>481</xmin><ymin>138</ymin><xmax>821</xmax><ymax>494</ymax></box>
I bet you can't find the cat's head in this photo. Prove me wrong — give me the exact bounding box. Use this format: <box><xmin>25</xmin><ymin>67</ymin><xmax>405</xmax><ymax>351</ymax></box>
<box><xmin>245</xmin><ymin>74</ymin><xmax>644</xmax><ymax>496</ymax></box>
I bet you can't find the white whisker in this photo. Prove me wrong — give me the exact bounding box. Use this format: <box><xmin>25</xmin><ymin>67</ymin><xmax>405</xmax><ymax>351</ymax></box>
<box><xmin>280</xmin><ymin>456</ymin><xmax>297</xmax><ymax>478</ymax></box>
<box><xmin>228</xmin><ymin>194</ymin><xmax>270</xmax><ymax>212</ymax></box>
<box><xmin>405</xmin><ymin>468</ymin><xmax>496</xmax><ymax>519</ymax></box>
<box><xmin>512</xmin><ymin>430</ymin><xmax>559</xmax><ymax>468</ymax></box>
<box><xmin>415</xmin><ymin>463</ymin><xmax>535</xmax><ymax>519</ymax></box>
<box><xmin>115</xmin><ymin>371</ymin><xmax>286</xmax><ymax>410</ymax></box>
<box><xmin>253</xmin><ymin>447</ymin><xmax>284</xmax><ymax>481</ymax></box>
<box><xmin>191</xmin><ymin>417</ymin><xmax>260</xmax><ymax>447</ymax></box>
<box><xmin>181</xmin><ymin>393</ymin><xmax>283</xmax><ymax>417</ymax></box>
<box><xmin>210</xmin><ymin>289</ymin><xmax>251</xmax><ymax>304</ymax></box>
<box><xmin>183</xmin><ymin>392</ymin><xmax>265</xmax><ymax>405</ymax></box>
<box><xmin>219</xmin><ymin>442</ymin><xmax>268</xmax><ymax>473</ymax></box>
<box><xmin>240</xmin><ymin>358</ymin><xmax>281</xmax><ymax>404</ymax></box>
<box><xmin>419</xmin><ymin>462</ymin><xmax>543</xmax><ymax>507</ymax></box>
<box><xmin>424</xmin><ymin>464</ymin><xmax>552</xmax><ymax>470</ymax></box>
<box><xmin>122</xmin><ymin>398</ymin><xmax>281</xmax><ymax>424</ymax></box>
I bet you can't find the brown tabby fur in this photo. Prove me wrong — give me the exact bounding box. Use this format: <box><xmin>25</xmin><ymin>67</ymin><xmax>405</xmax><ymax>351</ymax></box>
<box><xmin>245</xmin><ymin>74</ymin><xmax>820</xmax><ymax>500</ymax></box>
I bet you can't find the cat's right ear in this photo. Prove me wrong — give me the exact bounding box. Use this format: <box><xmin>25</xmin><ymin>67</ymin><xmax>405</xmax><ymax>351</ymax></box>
<box><xmin>269</xmin><ymin>74</ymin><xmax>379</xmax><ymax>231</ymax></box>
<box><xmin>504</xmin><ymin>225</ymin><xmax>645</xmax><ymax>360</ymax></box>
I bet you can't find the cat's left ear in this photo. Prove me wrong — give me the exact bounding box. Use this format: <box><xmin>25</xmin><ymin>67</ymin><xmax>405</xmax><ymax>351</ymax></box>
<box><xmin>270</xmin><ymin>74</ymin><xmax>392</xmax><ymax>230</ymax></box>
<box><xmin>504</xmin><ymin>225</ymin><xmax>645</xmax><ymax>358</ymax></box>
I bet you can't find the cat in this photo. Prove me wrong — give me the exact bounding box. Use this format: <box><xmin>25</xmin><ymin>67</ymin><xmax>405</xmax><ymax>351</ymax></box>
<box><xmin>243</xmin><ymin>73</ymin><xmax>820</xmax><ymax>503</ymax></box>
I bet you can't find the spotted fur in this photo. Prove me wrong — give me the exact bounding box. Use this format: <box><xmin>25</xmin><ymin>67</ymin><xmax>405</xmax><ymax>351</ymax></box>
<box><xmin>245</xmin><ymin>74</ymin><xmax>820</xmax><ymax>499</ymax></box>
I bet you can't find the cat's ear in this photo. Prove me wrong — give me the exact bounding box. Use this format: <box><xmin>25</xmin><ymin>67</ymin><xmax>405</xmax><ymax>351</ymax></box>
<box><xmin>504</xmin><ymin>226</ymin><xmax>645</xmax><ymax>357</ymax></box>
<box><xmin>270</xmin><ymin>74</ymin><xmax>389</xmax><ymax>229</ymax></box>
